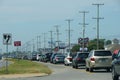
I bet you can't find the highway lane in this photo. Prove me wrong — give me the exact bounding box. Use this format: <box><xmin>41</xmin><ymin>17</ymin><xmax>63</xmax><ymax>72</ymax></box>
<box><xmin>0</xmin><ymin>61</ymin><xmax>113</xmax><ymax>80</ymax></box>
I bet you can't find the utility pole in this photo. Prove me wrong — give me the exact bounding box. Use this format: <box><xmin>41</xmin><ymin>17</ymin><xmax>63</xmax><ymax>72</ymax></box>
<box><xmin>55</xmin><ymin>25</ymin><xmax>60</xmax><ymax>51</ymax></box>
<box><xmin>37</xmin><ymin>36</ymin><xmax>39</xmax><ymax>51</ymax></box>
<box><xmin>38</xmin><ymin>36</ymin><xmax>41</xmax><ymax>52</ymax></box>
<box><xmin>79</xmin><ymin>11</ymin><xmax>89</xmax><ymax>52</ymax></box>
<box><xmin>32</xmin><ymin>39</ymin><xmax>35</xmax><ymax>52</ymax></box>
<box><xmin>65</xmin><ymin>19</ymin><xmax>73</xmax><ymax>53</ymax></box>
<box><xmin>92</xmin><ymin>3</ymin><xmax>104</xmax><ymax>50</ymax></box>
<box><xmin>49</xmin><ymin>31</ymin><xmax>53</xmax><ymax>53</ymax></box>
<box><xmin>43</xmin><ymin>33</ymin><xmax>47</xmax><ymax>53</ymax></box>
<box><xmin>37</xmin><ymin>36</ymin><xmax>41</xmax><ymax>52</ymax></box>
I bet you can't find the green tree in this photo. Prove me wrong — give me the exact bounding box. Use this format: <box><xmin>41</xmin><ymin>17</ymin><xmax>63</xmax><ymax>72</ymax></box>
<box><xmin>105</xmin><ymin>40</ymin><xmax>112</xmax><ymax>45</ymax></box>
<box><xmin>71</xmin><ymin>44</ymin><xmax>80</xmax><ymax>52</ymax></box>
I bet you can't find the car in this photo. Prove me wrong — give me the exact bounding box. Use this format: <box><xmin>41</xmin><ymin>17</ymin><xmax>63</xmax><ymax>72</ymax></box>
<box><xmin>86</xmin><ymin>50</ymin><xmax>112</xmax><ymax>72</ymax></box>
<box><xmin>52</xmin><ymin>54</ymin><xmax>65</xmax><ymax>64</ymax></box>
<box><xmin>72</xmin><ymin>52</ymin><xmax>89</xmax><ymax>69</ymax></box>
<box><xmin>64</xmin><ymin>52</ymin><xmax>73</xmax><ymax>66</ymax></box>
<box><xmin>42</xmin><ymin>53</ymin><xmax>53</xmax><ymax>62</ymax></box>
<box><xmin>112</xmin><ymin>50</ymin><xmax>120</xmax><ymax>80</ymax></box>
<box><xmin>50</xmin><ymin>53</ymin><xmax>58</xmax><ymax>63</ymax></box>
<box><xmin>36</xmin><ymin>54</ymin><xmax>42</xmax><ymax>61</ymax></box>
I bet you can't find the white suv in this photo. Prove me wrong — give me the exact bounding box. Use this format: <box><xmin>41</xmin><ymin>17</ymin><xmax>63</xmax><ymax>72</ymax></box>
<box><xmin>86</xmin><ymin>50</ymin><xmax>112</xmax><ymax>72</ymax></box>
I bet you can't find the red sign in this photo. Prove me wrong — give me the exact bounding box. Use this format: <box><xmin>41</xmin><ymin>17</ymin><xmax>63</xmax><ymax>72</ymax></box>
<box><xmin>14</xmin><ymin>41</ymin><xmax>21</xmax><ymax>46</ymax></box>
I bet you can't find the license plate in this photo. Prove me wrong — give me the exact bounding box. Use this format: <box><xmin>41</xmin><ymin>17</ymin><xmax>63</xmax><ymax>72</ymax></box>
<box><xmin>99</xmin><ymin>59</ymin><xmax>107</xmax><ymax>63</ymax></box>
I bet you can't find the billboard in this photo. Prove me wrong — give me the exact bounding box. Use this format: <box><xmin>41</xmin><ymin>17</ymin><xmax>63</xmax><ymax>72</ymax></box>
<box><xmin>14</xmin><ymin>41</ymin><xmax>21</xmax><ymax>46</ymax></box>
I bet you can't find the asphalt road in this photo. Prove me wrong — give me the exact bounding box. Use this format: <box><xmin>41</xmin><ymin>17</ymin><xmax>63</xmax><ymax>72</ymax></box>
<box><xmin>0</xmin><ymin>61</ymin><xmax>113</xmax><ymax>80</ymax></box>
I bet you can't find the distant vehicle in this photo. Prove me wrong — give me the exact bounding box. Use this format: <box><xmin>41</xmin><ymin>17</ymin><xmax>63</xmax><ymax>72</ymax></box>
<box><xmin>50</xmin><ymin>53</ymin><xmax>57</xmax><ymax>63</ymax></box>
<box><xmin>64</xmin><ymin>52</ymin><xmax>73</xmax><ymax>66</ymax></box>
<box><xmin>36</xmin><ymin>54</ymin><xmax>42</xmax><ymax>61</ymax></box>
<box><xmin>112</xmin><ymin>50</ymin><xmax>120</xmax><ymax>80</ymax></box>
<box><xmin>52</xmin><ymin>54</ymin><xmax>65</xmax><ymax>64</ymax></box>
<box><xmin>44</xmin><ymin>53</ymin><xmax>53</xmax><ymax>62</ymax></box>
<box><xmin>39</xmin><ymin>54</ymin><xmax>46</xmax><ymax>62</ymax></box>
<box><xmin>72</xmin><ymin>52</ymin><xmax>89</xmax><ymax>69</ymax></box>
<box><xmin>86</xmin><ymin>50</ymin><xmax>112</xmax><ymax>72</ymax></box>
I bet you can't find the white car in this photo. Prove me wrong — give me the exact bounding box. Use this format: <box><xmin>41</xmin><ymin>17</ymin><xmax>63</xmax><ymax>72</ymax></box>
<box><xmin>64</xmin><ymin>53</ymin><xmax>73</xmax><ymax>66</ymax></box>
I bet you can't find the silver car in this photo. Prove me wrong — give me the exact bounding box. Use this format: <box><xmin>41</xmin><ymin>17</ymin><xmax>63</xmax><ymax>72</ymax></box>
<box><xmin>86</xmin><ymin>50</ymin><xmax>112</xmax><ymax>72</ymax></box>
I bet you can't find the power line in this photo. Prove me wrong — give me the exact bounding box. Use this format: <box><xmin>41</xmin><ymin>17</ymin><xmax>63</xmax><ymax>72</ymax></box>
<box><xmin>92</xmin><ymin>3</ymin><xmax>104</xmax><ymax>49</ymax></box>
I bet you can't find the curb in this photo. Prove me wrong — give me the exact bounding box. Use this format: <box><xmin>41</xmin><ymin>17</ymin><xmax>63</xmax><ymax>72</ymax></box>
<box><xmin>0</xmin><ymin>73</ymin><xmax>48</xmax><ymax>79</ymax></box>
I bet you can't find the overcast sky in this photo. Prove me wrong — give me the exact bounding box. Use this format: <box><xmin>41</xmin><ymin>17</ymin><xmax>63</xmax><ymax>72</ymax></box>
<box><xmin>0</xmin><ymin>0</ymin><xmax>119</xmax><ymax>52</ymax></box>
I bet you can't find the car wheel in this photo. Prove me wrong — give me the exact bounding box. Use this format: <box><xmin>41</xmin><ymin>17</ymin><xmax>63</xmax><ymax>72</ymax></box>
<box><xmin>89</xmin><ymin>67</ymin><xmax>93</xmax><ymax>72</ymax></box>
<box><xmin>86</xmin><ymin>67</ymin><xmax>89</xmax><ymax>71</ymax></box>
<box><xmin>112</xmin><ymin>68</ymin><xmax>119</xmax><ymax>80</ymax></box>
<box><xmin>75</xmin><ymin>65</ymin><xmax>78</xmax><ymax>69</ymax></box>
<box><xmin>72</xmin><ymin>65</ymin><xmax>75</xmax><ymax>68</ymax></box>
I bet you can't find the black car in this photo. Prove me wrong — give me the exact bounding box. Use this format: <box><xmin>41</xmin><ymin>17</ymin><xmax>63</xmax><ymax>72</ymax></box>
<box><xmin>72</xmin><ymin>52</ymin><xmax>89</xmax><ymax>69</ymax></box>
<box><xmin>112</xmin><ymin>50</ymin><xmax>120</xmax><ymax>80</ymax></box>
<box><xmin>43</xmin><ymin>53</ymin><xmax>53</xmax><ymax>62</ymax></box>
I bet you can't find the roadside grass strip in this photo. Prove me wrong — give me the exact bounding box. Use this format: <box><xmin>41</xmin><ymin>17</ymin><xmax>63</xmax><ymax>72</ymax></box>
<box><xmin>0</xmin><ymin>59</ymin><xmax>52</xmax><ymax>75</ymax></box>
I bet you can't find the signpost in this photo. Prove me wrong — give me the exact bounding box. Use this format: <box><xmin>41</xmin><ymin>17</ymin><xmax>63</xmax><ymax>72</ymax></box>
<box><xmin>3</xmin><ymin>33</ymin><xmax>12</xmax><ymax>74</ymax></box>
<box><xmin>78</xmin><ymin>37</ymin><xmax>89</xmax><ymax>52</ymax></box>
<box><xmin>14</xmin><ymin>41</ymin><xmax>21</xmax><ymax>60</ymax></box>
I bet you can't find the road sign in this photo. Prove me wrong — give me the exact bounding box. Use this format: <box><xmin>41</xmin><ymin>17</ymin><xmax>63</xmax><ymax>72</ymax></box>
<box><xmin>78</xmin><ymin>37</ymin><xmax>89</xmax><ymax>44</ymax></box>
<box><xmin>3</xmin><ymin>33</ymin><xmax>12</xmax><ymax>45</ymax></box>
<box><xmin>14</xmin><ymin>41</ymin><xmax>21</xmax><ymax>46</ymax></box>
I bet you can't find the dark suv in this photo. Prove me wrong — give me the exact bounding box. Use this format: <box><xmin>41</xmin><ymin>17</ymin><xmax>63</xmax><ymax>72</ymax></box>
<box><xmin>112</xmin><ymin>50</ymin><xmax>120</xmax><ymax>80</ymax></box>
<box><xmin>72</xmin><ymin>52</ymin><xmax>89</xmax><ymax>69</ymax></box>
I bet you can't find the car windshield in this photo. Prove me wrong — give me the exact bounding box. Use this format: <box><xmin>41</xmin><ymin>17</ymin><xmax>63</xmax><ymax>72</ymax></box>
<box><xmin>94</xmin><ymin>51</ymin><xmax>112</xmax><ymax>56</ymax></box>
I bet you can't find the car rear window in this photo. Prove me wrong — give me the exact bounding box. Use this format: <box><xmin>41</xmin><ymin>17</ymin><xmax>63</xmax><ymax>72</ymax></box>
<box><xmin>78</xmin><ymin>53</ymin><xmax>89</xmax><ymax>58</ymax></box>
<box><xmin>94</xmin><ymin>51</ymin><xmax>112</xmax><ymax>56</ymax></box>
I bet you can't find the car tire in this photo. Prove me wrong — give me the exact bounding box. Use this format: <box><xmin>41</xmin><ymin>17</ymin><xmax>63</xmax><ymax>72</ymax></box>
<box><xmin>75</xmin><ymin>65</ymin><xmax>78</xmax><ymax>69</ymax></box>
<box><xmin>89</xmin><ymin>67</ymin><xmax>93</xmax><ymax>72</ymax></box>
<box><xmin>86</xmin><ymin>67</ymin><xmax>89</xmax><ymax>71</ymax></box>
<box><xmin>112</xmin><ymin>67</ymin><xmax>119</xmax><ymax>80</ymax></box>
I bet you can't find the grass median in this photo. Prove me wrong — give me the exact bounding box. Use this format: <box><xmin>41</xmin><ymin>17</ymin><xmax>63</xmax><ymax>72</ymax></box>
<box><xmin>0</xmin><ymin>59</ymin><xmax>52</xmax><ymax>75</ymax></box>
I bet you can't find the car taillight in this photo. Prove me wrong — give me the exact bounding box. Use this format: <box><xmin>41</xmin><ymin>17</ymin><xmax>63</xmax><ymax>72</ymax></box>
<box><xmin>67</xmin><ymin>58</ymin><xmax>72</xmax><ymax>60</ymax></box>
<box><xmin>76</xmin><ymin>58</ymin><xmax>81</xmax><ymax>61</ymax></box>
<box><xmin>90</xmin><ymin>58</ymin><xmax>95</xmax><ymax>61</ymax></box>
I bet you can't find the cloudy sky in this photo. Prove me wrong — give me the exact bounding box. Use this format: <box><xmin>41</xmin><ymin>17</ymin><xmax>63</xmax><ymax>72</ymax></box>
<box><xmin>0</xmin><ymin>0</ymin><xmax>119</xmax><ymax>52</ymax></box>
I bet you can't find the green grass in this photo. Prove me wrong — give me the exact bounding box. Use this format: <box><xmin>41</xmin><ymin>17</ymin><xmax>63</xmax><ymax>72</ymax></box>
<box><xmin>0</xmin><ymin>59</ymin><xmax>52</xmax><ymax>75</ymax></box>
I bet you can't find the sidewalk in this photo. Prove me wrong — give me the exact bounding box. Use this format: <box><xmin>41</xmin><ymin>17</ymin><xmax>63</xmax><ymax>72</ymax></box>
<box><xmin>0</xmin><ymin>73</ymin><xmax>48</xmax><ymax>79</ymax></box>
